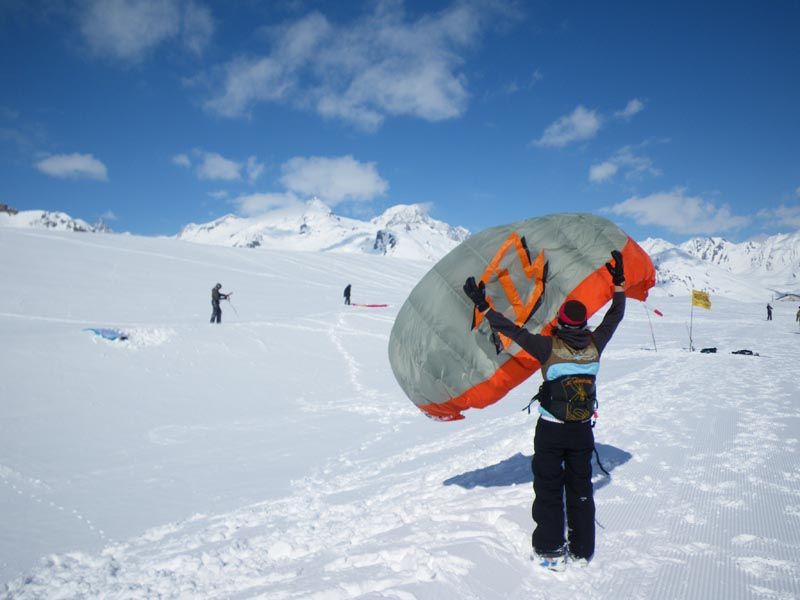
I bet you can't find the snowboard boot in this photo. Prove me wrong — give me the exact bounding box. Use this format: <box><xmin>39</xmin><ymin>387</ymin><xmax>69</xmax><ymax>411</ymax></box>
<box><xmin>533</xmin><ymin>549</ymin><xmax>567</xmax><ymax>572</ymax></box>
<box><xmin>568</xmin><ymin>553</ymin><xmax>592</xmax><ymax>568</ymax></box>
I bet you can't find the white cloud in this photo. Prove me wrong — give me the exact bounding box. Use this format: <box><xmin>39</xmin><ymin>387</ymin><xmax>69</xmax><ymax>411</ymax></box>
<box><xmin>776</xmin><ymin>205</ymin><xmax>800</xmax><ymax>228</ymax></box>
<box><xmin>279</xmin><ymin>155</ymin><xmax>388</xmax><ymax>205</ymax></box>
<box><xmin>80</xmin><ymin>0</ymin><xmax>213</xmax><ymax>62</ymax></box>
<box><xmin>589</xmin><ymin>161</ymin><xmax>618</xmax><ymax>183</ymax></box>
<box><xmin>589</xmin><ymin>145</ymin><xmax>660</xmax><ymax>183</ymax></box>
<box><xmin>204</xmin><ymin>3</ymin><xmax>508</xmax><ymax>128</ymax></box>
<box><xmin>208</xmin><ymin>190</ymin><xmax>229</xmax><ymax>200</ymax></box>
<box><xmin>196</xmin><ymin>152</ymin><xmax>242</xmax><ymax>181</ymax></box>
<box><xmin>100</xmin><ymin>210</ymin><xmax>118</xmax><ymax>221</ymax></box>
<box><xmin>172</xmin><ymin>153</ymin><xmax>191</xmax><ymax>168</ymax></box>
<box><xmin>615</xmin><ymin>98</ymin><xmax>644</xmax><ymax>120</ymax></box>
<box><xmin>609</xmin><ymin>189</ymin><xmax>750</xmax><ymax>234</ymax></box>
<box><xmin>229</xmin><ymin>154</ymin><xmax>389</xmax><ymax>217</ymax></box>
<box><xmin>80</xmin><ymin>0</ymin><xmax>181</xmax><ymax>61</ymax></box>
<box><xmin>757</xmin><ymin>203</ymin><xmax>800</xmax><ymax>229</ymax></box>
<box><xmin>177</xmin><ymin>150</ymin><xmax>264</xmax><ymax>183</ymax></box>
<box><xmin>35</xmin><ymin>153</ymin><xmax>108</xmax><ymax>181</ymax></box>
<box><xmin>246</xmin><ymin>156</ymin><xmax>265</xmax><ymax>183</ymax></box>
<box><xmin>535</xmin><ymin>105</ymin><xmax>602</xmax><ymax>148</ymax></box>
<box><xmin>182</xmin><ymin>1</ymin><xmax>214</xmax><ymax>56</ymax></box>
<box><xmin>235</xmin><ymin>192</ymin><xmax>302</xmax><ymax>216</ymax></box>
<box><xmin>205</xmin><ymin>56</ymin><xmax>296</xmax><ymax>117</ymax></box>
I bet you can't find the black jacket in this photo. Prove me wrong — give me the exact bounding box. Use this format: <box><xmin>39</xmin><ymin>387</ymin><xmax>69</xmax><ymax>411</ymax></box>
<box><xmin>483</xmin><ymin>291</ymin><xmax>626</xmax><ymax>364</ymax></box>
<box><xmin>211</xmin><ymin>288</ymin><xmax>229</xmax><ymax>306</ymax></box>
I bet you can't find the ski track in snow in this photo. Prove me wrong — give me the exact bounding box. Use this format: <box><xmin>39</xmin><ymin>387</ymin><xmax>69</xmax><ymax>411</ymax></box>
<box><xmin>0</xmin><ymin>466</ymin><xmax>112</xmax><ymax>547</ymax></box>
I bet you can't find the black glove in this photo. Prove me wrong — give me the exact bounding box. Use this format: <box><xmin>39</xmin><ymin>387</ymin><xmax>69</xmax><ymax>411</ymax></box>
<box><xmin>463</xmin><ymin>276</ymin><xmax>490</xmax><ymax>312</ymax></box>
<box><xmin>605</xmin><ymin>250</ymin><xmax>625</xmax><ymax>286</ymax></box>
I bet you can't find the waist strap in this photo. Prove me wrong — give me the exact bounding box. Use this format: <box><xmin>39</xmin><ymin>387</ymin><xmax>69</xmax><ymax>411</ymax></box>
<box><xmin>533</xmin><ymin>374</ymin><xmax>597</xmax><ymax>423</ymax></box>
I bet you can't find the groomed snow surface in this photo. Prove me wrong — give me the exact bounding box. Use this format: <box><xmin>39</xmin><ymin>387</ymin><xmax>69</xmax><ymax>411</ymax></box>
<box><xmin>2</xmin><ymin>227</ymin><xmax>799</xmax><ymax>599</ymax></box>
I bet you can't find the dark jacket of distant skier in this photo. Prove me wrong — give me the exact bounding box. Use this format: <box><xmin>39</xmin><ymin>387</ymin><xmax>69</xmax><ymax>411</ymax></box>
<box><xmin>344</xmin><ymin>284</ymin><xmax>352</xmax><ymax>305</ymax></box>
<box><xmin>210</xmin><ymin>283</ymin><xmax>231</xmax><ymax>324</ymax></box>
<box><xmin>463</xmin><ymin>251</ymin><xmax>627</xmax><ymax>565</ymax></box>
<box><xmin>767</xmin><ymin>303</ymin><xmax>773</xmax><ymax>320</ymax></box>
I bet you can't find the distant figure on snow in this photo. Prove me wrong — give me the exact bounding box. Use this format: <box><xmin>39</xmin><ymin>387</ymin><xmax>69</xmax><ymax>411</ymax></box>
<box><xmin>796</xmin><ymin>306</ymin><xmax>800</xmax><ymax>324</ymax></box>
<box><xmin>766</xmin><ymin>303</ymin><xmax>773</xmax><ymax>321</ymax></box>
<box><xmin>210</xmin><ymin>283</ymin><xmax>231</xmax><ymax>324</ymax></box>
<box><xmin>344</xmin><ymin>284</ymin><xmax>352</xmax><ymax>306</ymax></box>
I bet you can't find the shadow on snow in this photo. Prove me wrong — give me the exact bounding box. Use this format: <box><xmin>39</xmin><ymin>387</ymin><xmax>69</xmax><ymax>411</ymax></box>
<box><xmin>443</xmin><ymin>443</ymin><xmax>632</xmax><ymax>492</ymax></box>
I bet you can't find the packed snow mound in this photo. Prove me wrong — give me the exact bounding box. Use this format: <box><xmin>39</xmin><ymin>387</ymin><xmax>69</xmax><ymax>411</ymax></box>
<box><xmin>0</xmin><ymin>205</ymin><xmax>107</xmax><ymax>233</ymax></box>
<box><xmin>176</xmin><ymin>199</ymin><xmax>469</xmax><ymax>261</ymax></box>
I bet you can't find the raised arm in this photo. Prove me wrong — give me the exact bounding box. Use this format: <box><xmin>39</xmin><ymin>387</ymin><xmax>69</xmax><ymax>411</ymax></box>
<box><xmin>592</xmin><ymin>250</ymin><xmax>627</xmax><ymax>354</ymax></box>
<box><xmin>484</xmin><ymin>308</ymin><xmax>552</xmax><ymax>364</ymax></box>
<box><xmin>463</xmin><ymin>277</ymin><xmax>552</xmax><ymax>364</ymax></box>
<box><xmin>591</xmin><ymin>289</ymin><xmax>625</xmax><ymax>354</ymax></box>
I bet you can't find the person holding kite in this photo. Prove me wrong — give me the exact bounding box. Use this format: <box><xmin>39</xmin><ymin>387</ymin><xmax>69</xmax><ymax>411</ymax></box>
<box><xmin>463</xmin><ymin>250</ymin><xmax>627</xmax><ymax>571</ymax></box>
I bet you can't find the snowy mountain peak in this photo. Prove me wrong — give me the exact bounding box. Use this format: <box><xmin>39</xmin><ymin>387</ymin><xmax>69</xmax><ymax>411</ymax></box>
<box><xmin>305</xmin><ymin>197</ymin><xmax>332</xmax><ymax>215</ymax></box>
<box><xmin>639</xmin><ymin>237</ymin><xmax>677</xmax><ymax>255</ymax></box>
<box><xmin>373</xmin><ymin>204</ymin><xmax>429</xmax><ymax>227</ymax></box>
<box><xmin>678</xmin><ymin>232</ymin><xmax>800</xmax><ymax>278</ymax></box>
<box><xmin>0</xmin><ymin>204</ymin><xmax>108</xmax><ymax>233</ymax></box>
<box><xmin>177</xmin><ymin>200</ymin><xmax>469</xmax><ymax>261</ymax></box>
<box><xmin>645</xmin><ymin>230</ymin><xmax>800</xmax><ymax>298</ymax></box>
<box><xmin>188</xmin><ymin>214</ymin><xmax>242</xmax><ymax>233</ymax></box>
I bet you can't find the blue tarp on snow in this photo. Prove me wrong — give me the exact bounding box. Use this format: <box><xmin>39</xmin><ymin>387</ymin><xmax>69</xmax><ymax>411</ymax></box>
<box><xmin>84</xmin><ymin>328</ymin><xmax>129</xmax><ymax>341</ymax></box>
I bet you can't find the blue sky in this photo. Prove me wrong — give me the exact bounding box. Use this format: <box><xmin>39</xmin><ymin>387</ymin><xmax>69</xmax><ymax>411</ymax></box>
<box><xmin>1</xmin><ymin>0</ymin><xmax>798</xmax><ymax>242</ymax></box>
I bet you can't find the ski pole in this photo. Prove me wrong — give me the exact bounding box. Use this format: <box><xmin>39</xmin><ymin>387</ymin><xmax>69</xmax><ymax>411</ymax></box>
<box><xmin>227</xmin><ymin>298</ymin><xmax>239</xmax><ymax>317</ymax></box>
<box><xmin>642</xmin><ymin>302</ymin><xmax>657</xmax><ymax>352</ymax></box>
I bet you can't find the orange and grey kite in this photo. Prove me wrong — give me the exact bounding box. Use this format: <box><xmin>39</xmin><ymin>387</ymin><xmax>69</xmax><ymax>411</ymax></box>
<box><xmin>388</xmin><ymin>213</ymin><xmax>656</xmax><ymax>421</ymax></box>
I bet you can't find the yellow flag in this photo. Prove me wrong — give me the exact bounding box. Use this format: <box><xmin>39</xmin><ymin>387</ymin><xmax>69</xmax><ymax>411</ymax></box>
<box><xmin>691</xmin><ymin>289</ymin><xmax>711</xmax><ymax>310</ymax></box>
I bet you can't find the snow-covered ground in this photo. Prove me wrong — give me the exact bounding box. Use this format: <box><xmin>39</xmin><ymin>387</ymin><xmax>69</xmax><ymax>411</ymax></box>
<box><xmin>2</xmin><ymin>227</ymin><xmax>799</xmax><ymax>599</ymax></box>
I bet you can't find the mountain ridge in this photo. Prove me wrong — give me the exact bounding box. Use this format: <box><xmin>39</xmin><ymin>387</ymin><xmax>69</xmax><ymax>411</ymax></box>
<box><xmin>0</xmin><ymin>204</ymin><xmax>109</xmax><ymax>233</ymax></box>
<box><xmin>640</xmin><ymin>234</ymin><xmax>800</xmax><ymax>298</ymax></box>
<box><xmin>176</xmin><ymin>199</ymin><xmax>470</xmax><ymax>262</ymax></box>
<box><xmin>3</xmin><ymin>202</ymin><xmax>798</xmax><ymax>298</ymax></box>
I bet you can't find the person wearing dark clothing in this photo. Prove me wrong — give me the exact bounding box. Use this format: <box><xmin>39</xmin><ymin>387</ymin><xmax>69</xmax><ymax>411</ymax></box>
<box><xmin>766</xmin><ymin>303</ymin><xmax>773</xmax><ymax>320</ymax></box>
<box><xmin>344</xmin><ymin>284</ymin><xmax>352</xmax><ymax>305</ymax></box>
<box><xmin>210</xmin><ymin>283</ymin><xmax>231</xmax><ymax>324</ymax></box>
<box><xmin>464</xmin><ymin>251</ymin><xmax>627</xmax><ymax>569</ymax></box>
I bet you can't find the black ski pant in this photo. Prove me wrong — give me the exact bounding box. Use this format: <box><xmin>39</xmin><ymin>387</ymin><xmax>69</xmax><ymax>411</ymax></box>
<box><xmin>210</xmin><ymin>302</ymin><xmax>222</xmax><ymax>323</ymax></box>
<box><xmin>531</xmin><ymin>418</ymin><xmax>595</xmax><ymax>559</ymax></box>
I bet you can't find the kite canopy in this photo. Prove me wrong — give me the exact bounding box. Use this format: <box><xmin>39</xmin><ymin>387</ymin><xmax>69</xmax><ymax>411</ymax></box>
<box><xmin>388</xmin><ymin>213</ymin><xmax>655</xmax><ymax>421</ymax></box>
